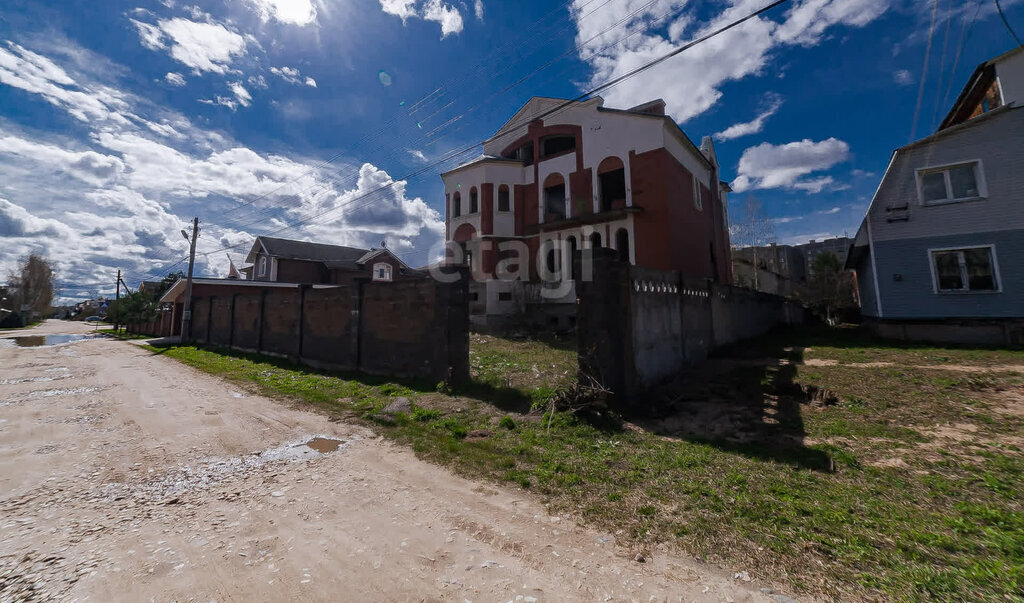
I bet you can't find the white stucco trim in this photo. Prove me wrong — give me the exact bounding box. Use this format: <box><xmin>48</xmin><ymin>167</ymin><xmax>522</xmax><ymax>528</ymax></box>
<box><xmin>865</xmin><ymin>217</ymin><xmax>883</xmax><ymax>318</ymax></box>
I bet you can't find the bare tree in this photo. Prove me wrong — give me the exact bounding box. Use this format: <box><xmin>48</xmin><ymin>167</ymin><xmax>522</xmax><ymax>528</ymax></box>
<box><xmin>7</xmin><ymin>254</ymin><xmax>55</xmax><ymax>319</ymax></box>
<box><xmin>731</xmin><ymin>195</ymin><xmax>776</xmax><ymax>290</ymax></box>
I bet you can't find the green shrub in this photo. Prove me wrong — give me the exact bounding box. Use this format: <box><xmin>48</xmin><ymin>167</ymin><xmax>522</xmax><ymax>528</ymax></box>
<box><xmin>412</xmin><ymin>407</ymin><xmax>441</xmax><ymax>422</ymax></box>
<box><xmin>498</xmin><ymin>415</ymin><xmax>516</xmax><ymax>430</ymax></box>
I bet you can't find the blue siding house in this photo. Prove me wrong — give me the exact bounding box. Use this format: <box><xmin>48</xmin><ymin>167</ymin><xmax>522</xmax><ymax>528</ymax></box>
<box><xmin>847</xmin><ymin>48</ymin><xmax>1024</xmax><ymax>345</ymax></box>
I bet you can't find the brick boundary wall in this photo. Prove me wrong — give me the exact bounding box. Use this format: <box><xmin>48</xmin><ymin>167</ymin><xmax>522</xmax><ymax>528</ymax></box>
<box><xmin>577</xmin><ymin>250</ymin><xmax>806</xmax><ymax>405</ymax></box>
<box><xmin>129</xmin><ymin>275</ymin><xmax>470</xmax><ymax>383</ymax></box>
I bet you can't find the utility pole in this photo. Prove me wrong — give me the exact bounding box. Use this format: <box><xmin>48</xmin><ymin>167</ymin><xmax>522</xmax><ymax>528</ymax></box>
<box><xmin>181</xmin><ymin>217</ymin><xmax>200</xmax><ymax>341</ymax></box>
<box><xmin>115</xmin><ymin>269</ymin><xmax>121</xmax><ymax>332</ymax></box>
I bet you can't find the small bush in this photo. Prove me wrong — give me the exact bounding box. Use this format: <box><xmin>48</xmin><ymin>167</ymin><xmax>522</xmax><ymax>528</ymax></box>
<box><xmin>440</xmin><ymin>418</ymin><xmax>468</xmax><ymax>439</ymax></box>
<box><xmin>412</xmin><ymin>407</ymin><xmax>441</xmax><ymax>422</ymax></box>
<box><xmin>498</xmin><ymin>415</ymin><xmax>516</xmax><ymax>430</ymax></box>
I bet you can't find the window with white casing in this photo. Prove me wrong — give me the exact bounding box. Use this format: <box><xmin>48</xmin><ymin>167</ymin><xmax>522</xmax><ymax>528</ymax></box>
<box><xmin>917</xmin><ymin>161</ymin><xmax>984</xmax><ymax>205</ymax></box>
<box><xmin>258</xmin><ymin>256</ymin><xmax>267</xmax><ymax>277</ymax></box>
<box><xmin>693</xmin><ymin>176</ymin><xmax>703</xmax><ymax>210</ymax></box>
<box><xmin>373</xmin><ymin>262</ymin><xmax>393</xmax><ymax>282</ymax></box>
<box><xmin>930</xmin><ymin>246</ymin><xmax>999</xmax><ymax>293</ymax></box>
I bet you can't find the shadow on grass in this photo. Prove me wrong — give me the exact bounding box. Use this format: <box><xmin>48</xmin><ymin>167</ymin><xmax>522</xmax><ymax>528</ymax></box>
<box><xmin>633</xmin><ymin>339</ymin><xmax>835</xmax><ymax>472</ymax></box>
<box><xmin>147</xmin><ymin>340</ymin><xmax>535</xmax><ymax>411</ymax></box>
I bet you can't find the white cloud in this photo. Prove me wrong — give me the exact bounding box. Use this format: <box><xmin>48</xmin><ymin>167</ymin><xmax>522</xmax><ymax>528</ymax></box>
<box><xmin>380</xmin><ymin>0</ymin><xmax>419</xmax><ymax>21</ymax></box>
<box><xmin>731</xmin><ymin>137</ymin><xmax>850</xmax><ymax>192</ymax></box>
<box><xmin>248</xmin><ymin>74</ymin><xmax>268</xmax><ymax>89</ymax></box>
<box><xmin>131</xmin><ymin>17</ymin><xmax>247</xmax><ymax>75</ymax></box>
<box><xmin>893</xmin><ymin>69</ymin><xmax>913</xmax><ymax>85</ymax></box>
<box><xmin>715</xmin><ymin>93</ymin><xmax>783</xmax><ymax>141</ymax></box>
<box><xmin>571</xmin><ymin>0</ymin><xmax>890</xmax><ymax>123</ymax></box>
<box><xmin>379</xmin><ymin>0</ymin><xmax>464</xmax><ymax>37</ymax></box>
<box><xmin>772</xmin><ymin>215</ymin><xmax>803</xmax><ymax>224</ymax></box>
<box><xmin>408</xmin><ymin>149</ymin><xmax>428</xmax><ymax>162</ymax></box>
<box><xmin>818</xmin><ymin>206</ymin><xmax>840</xmax><ymax>214</ymax></box>
<box><xmin>0</xmin><ymin>134</ymin><xmax>125</xmax><ymax>186</ymax></box>
<box><xmin>474</xmin><ymin>0</ymin><xmax>484</xmax><ymax>21</ymax></box>
<box><xmin>245</xmin><ymin>0</ymin><xmax>317</xmax><ymax>25</ymax></box>
<box><xmin>229</xmin><ymin>82</ymin><xmax>252</xmax><ymax>107</ymax></box>
<box><xmin>304</xmin><ymin>76</ymin><xmax>316</xmax><ymax>87</ymax></box>
<box><xmin>164</xmin><ymin>72</ymin><xmax>187</xmax><ymax>86</ymax></box>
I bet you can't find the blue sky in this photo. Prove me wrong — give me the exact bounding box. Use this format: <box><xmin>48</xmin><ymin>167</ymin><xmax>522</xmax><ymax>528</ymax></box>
<box><xmin>0</xmin><ymin>0</ymin><xmax>1021</xmax><ymax>301</ymax></box>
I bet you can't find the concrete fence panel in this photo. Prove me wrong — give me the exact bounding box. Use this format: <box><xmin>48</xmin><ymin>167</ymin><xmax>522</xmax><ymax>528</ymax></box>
<box><xmin>260</xmin><ymin>289</ymin><xmax>301</xmax><ymax>357</ymax></box>
<box><xmin>190</xmin><ymin>297</ymin><xmax>210</xmax><ymax>343</ymax></box>
<box><xmin>209</xmin><ymin>296</ymin><xmax>234</xmax><ymax>347</ymax></box>
<box><xmin>301</xmin><ymin>287</ymin><xmax>357</xmax><ymax>369</ymax></box>
<box><xmin>232</xmin><ymin>293</ymin><xmax>262</xmax><ymax>351</ymax></box>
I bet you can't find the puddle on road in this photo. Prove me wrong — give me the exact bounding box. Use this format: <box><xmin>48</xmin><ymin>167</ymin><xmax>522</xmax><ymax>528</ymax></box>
<box><xmin>303</xmin><ymin>437</ymin><xmax>342</xmax><ymax>453</ymax></box>
<box><xmin>5</xmin><ymin>334</ymin><xmax>100</xmax><ymax>348</ymax></box>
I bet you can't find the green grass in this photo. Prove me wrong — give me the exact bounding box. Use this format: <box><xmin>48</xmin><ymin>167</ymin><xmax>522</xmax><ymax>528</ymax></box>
<box><xmin>145</xmin><ymin>326</ymin><xmax>1024</xmax><ymax>601</ymax></box>
<box><xmin>98</xmin><ymin>328</ymin><xmax>152</xmax><ymax>340</ymax></box>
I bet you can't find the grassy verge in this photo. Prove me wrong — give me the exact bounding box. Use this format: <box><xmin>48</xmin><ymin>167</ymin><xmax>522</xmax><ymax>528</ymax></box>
<box><xmin>145</xmin><ymin>327</ymin><xmax>1023</xmax><ymax>600</ymax></box>
<box><xmin>97</xmin><ymin>328</ymin><xmax>153</xmax><ymax>340</ymax></box>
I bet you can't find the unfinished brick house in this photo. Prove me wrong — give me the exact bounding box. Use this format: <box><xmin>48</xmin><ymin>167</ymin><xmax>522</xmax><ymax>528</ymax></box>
<box><xmin>441</xmin><ymin>96</ymin><xmax>733</xmax><ymax>329</ymax></box>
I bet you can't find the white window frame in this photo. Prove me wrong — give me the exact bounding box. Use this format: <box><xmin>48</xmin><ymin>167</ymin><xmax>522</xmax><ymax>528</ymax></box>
<box><xmin>258</xmin><ymin>256</ymin><xmax>267</xmax><ymax>277</ymax></box>
<box><xmin>915</xmin><ymin>159</ymin><xmax>987</xmax><ymax>206</ymax></box>
<box><xmin>372</xmin><ymin>262</ymin><xmax>393</xmax><ymax>282</ymax></box>
<box><xmin>927</xmin><ymin>244</ymin><xmax>1001</xmax><ymax>294</ymax></box>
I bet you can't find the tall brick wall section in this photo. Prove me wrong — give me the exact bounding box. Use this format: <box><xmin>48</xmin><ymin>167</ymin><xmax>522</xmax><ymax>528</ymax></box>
<box><xmin>359</xmin><ymin>276</ymin><xmax>469</xmax><ymax>382</ymax></box>
<box><xmin>261</xmin><ymin>289</ymin><xmax>301</xmax><ymax>357</ymax></box>
<box><xmin>182</xmin><ymin>275</ymin><xmax>469</xmax><ymax>382</ymax></box>
<box><xmin>209</xmin><ymin>296</ymin><xmax>233</xmax><ymax>347</ymax></box>
<box><xmin>301</xmin><ymin>287</ymin><xmax>358</xmax><ymax>369</ymax></box>
<box><xmin>578</xmin><ymin>253</ymin><xmax>806</xmax><ymax>405</ymax></box>
<box><xmin>232</xmin><ymin>293</ymin><xmax>262</xmax><ymax>351</ymax></box>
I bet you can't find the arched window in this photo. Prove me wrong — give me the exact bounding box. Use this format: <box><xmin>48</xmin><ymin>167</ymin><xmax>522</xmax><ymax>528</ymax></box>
<box><xmin>543</xmin><ymin>173</ymin><xmax>566</xmax><ymax>221</ymax></box>
<box><xmin>598</xmin><ymin>157</ymin><xmax>626</xmax><ymax>212</ymax></box>
<box><xmin>258</xmin><ymin>256</ymin><xmax>267</xmax><ymax>277</ymax></box>
<box><xmin>546</xmin><ymin>248</ymin><xmax>558</xmax><ymax>277</ymax></box>
<box><xmin>470</xmin><ymin>187</ymin><xmax>479</xmax><ymax>213</ymax></box>
<box><xmin>452</xmin><ymin>191</ymin><xmax>461</xmax><ymax>217</ymax></box>
<box><xmin>372</xmin><ymin>262</ymin><xmax>393</xmax><ymax>282</ymax></box>
<box><xmin>615</xmin><ymin>228</ymin><xmax>630</xmax><ymax>263</ymax></box>
<box><xmin>589</xmin><ymin>232</ymin><xmax>602</xmax><ymax>249</ymax></box>
<box><xmin>498</xmin><ymin>185</ymin><xmax>510</xmax><ymax>212</ymax></box>
<box><xmin>566</xmin><ymin>236</ymin><xmax>578</xmax><ymax>279</ymax></box>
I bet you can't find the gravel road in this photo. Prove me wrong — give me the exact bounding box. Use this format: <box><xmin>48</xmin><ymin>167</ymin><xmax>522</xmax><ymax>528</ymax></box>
<box><xmin>0</xmin><ymin>320</ymin><xmax>773</xmax><ymax>602</ymax></box>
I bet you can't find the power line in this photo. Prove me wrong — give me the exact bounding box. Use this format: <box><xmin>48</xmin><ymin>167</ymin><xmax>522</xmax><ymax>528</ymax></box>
<box><xmin>994</xmin><ymin>0</ymin><xmax>1024</xmax><ymax>47</ymax></box>
<box><xmin>193</xmin><ymin>0</ymin><xmax>793</xmax><ymax>265</ymax></box>
<box><xmin>910</xmin><ymin>0</ymin><xmax>940</xmax><ymax>141</ymax></box>
<box><xmin>941</xmin><ymin>0</ymin><xmax>984</xmax><ymax>112</ymax></box>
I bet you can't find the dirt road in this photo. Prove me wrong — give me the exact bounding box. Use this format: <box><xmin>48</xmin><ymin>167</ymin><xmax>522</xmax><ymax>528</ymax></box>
<box><xmin>1</xmin><ymin>321</ymin><xmax>773</xmax><ymax>602</ymax></box>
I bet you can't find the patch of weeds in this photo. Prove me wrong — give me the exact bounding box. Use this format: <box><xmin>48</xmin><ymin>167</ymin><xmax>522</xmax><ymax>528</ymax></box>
<box><xmin>498</xmin><ymin>415</ymin><xmax>516</xmax><ymax>430</ymax></box>
<box><xmin>439</xmin><ymin>417</ymin><xmax>469</xmax><ymax>439</ymax></box>
<box><xmin>412</xmin><ymin>407</ymin><xmax>441</xmax><ymax>422</ymax></box>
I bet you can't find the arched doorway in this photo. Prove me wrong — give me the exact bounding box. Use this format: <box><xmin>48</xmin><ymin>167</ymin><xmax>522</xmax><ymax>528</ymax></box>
<box><xmin>615</xmin><ymin>228</ymin><xmax>630</xmax><ymax>263</ymax></box>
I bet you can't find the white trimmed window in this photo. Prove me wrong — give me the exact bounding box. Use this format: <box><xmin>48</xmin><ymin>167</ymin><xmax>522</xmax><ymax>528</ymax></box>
<box><xmin>917</xmin><ymin>161</ymin><xmax>984</xmax><ymax>205</ymax></box>
<box><xmin>258</xmin><ymin>256</ymin><xmax>267</xmax><ymax>277</ymax></box>
<box><xmin>372</xmin><ymin>262</ymin><xmax>393</xmax><ymax>282</ymax></box>
<box><xmin>930</xmin><ymin>246</ymin><xmax>999</xmax><ymax>293</ymax></box>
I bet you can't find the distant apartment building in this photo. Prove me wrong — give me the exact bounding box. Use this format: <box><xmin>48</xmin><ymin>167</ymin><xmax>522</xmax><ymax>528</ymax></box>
<box><xmin>441</xmin><ymin>96</ymin><xmax>733</xmax><ymax>328</ymax></box>
<box><xmin>847</xmin><ymin>48</ymin><xmax>1024</xmax><ymax>345</ymax></box>
<box><xmin>732</xmin><ymin>243</ymin><xmax>806</xmax><ymax>297</ymax></box>
<box><xmin>798</xmin><ymin>237</ymin><xmax>852</xmax><ymax>276</ymax></box>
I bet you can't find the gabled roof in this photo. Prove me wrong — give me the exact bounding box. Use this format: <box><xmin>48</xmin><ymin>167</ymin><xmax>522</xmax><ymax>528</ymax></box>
<box><xmin>245</xmin><ymin>236</ymin><xmax>369</xmax><ymax>264</ymax></box>
<box><xmin>939</xmin><ymin>47</ymin><xmax>1024</xmax><ymax>130</ymax></box>
<box><xmin>244</xmin><ymin>236</ymin><xmax>413</xmax><ymax>272</ymax></box>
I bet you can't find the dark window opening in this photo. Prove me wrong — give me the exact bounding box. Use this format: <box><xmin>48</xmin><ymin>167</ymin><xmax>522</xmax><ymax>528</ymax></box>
<box><xmin>589</xmin><ymin>232</ymin><xmax>602</xmax><ymax>249</ymax></box>
<box><xmin>470</xmin><ymin>187</ymin><xmax>478</xmax><ymax>213</ymax></box>
<box><xmin>599</xmin><ymin>169</ymin><xmax>626</xmax><ymax>212</ymax></box>
<box><xmin>452</xmin><ymin>192</ymin><xmax>461</xmax><ymax>217</ymax></box>
<box><xmin>544</xmin><ymin>184</ymin><xmax>566</xmax><ymax>221</ymax></box>
<box><xmin>566</xmin><ymin>236</ymin><xmax>578</xmax><ymax>279</ymax></box>
<box><xmin>498</xmin><ymin>185</ymin><xmax>510</xmax><ymax>212</ymax></box>
<box><xmin>615</xmin><ymin>229</ymin><xmax>629</xmax><ymax>263</ymax></box>
<box><xmin>546</xmin><ymin>249</ymin><xmax>557</xmax><ymax>276</ymax></box>
<box><xmin>541</xmin><ymin>135</ymin><xmax>575</xmax><ymax>158</ymax></box>
<box><xmin>498</xmin><ymin>291</ymin><xmax>512</xmax><ymax>301</ymax></box>
<box><xmin>504</xmin><ymin>142</ymin><xmax>534</xmax><ymax>166</ymax></box>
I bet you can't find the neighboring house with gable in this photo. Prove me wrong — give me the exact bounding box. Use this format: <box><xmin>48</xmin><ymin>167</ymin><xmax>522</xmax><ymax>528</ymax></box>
<box><xmin>240</xmin><ymin>236</ymin><xmax>420</xmax><ymax>285</ymax></box>
<box><xmin>440</xmin><ymin>95</ymin><xmax>733</xmax><ymax>329</ymax></box>
<box><xmin>846</xmin><ymin>47</ymin><xmax>1024</xmax><ymax>345</ymax></box>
